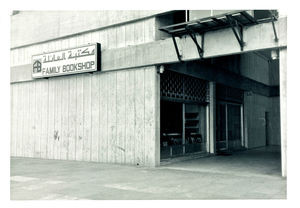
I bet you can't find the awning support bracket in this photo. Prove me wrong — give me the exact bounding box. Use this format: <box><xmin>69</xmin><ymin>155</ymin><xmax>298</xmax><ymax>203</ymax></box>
<box><xmin>226</xmin><ymin>15</ymin><xmax>245</xmax><ymax>51</ymax></box>
<box><xmin>186</xmin><ymin>27</ymin><xmax>204</xmax><ymax>59</ymax></box>
<box><xmin>271</xmin><ymin>16</ymin><xmax>279</xmax><ymax>42</ymax></box>
<box><xmin>171</xmin><ymin>35</ymin><xmax>183</xmax><ymax>62</ymax></box>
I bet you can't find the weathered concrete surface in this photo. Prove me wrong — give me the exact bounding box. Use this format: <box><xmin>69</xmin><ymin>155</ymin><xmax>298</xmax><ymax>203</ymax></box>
<box><xmin>10</xmin><ymin>146</ymin><xmax>286</xmax><ymax>200</ymax></box>
<box><xmin>10</xmin><ymin>17</ymin><xmax>287</xmax><ymax>84</ymax></box>
<box><xmin>11</xmin><ymin>10</ymin><xmax>169</xmax><ymax>48</ymax></box>
<box><xmin>280</xmin><ymin>48</ymin><xmax>287</xmax><ymax>177</ymax></box>
<box><xmin>11</xmin><ymin>67</ymin><xmax>160</xmax><ymax>167</ymax></box>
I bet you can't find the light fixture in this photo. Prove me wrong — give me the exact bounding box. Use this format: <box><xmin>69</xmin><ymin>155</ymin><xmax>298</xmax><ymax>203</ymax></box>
<box><xmin>158</xmin><ymin>65</ymin><xmax>164</xmax><ymax>74</ymax></box>
<box><xmin>271</xmin><ymin>49</ymin><xmax>279</xmax><ymax>60</ymax></box>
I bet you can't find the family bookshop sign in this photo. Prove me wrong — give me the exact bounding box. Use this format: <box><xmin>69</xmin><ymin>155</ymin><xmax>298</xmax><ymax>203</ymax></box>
<box><xmin>32</xmin><ymin>43</ymin><xmax>101</xmax><ymax>78</ymax></box>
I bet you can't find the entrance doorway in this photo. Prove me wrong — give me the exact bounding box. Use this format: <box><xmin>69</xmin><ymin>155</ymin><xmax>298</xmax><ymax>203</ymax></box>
<box><xmin>160</xmin><ymin>100</ymin><xmax>207</xmax><ymax>159</ymax></box>
<box><xmin>216</xmin><ymin>102</ymin><xmax>244</xmax><ymax>152</ymax></box>
<box><xmin>160</xmin><ymin>69</ymin><xmax>209</xmax><ymax>159</ymax></box>
<box><xmin>160</xmin><ymin>100</ymin><xmax>183</xmax><ymax>159</ymax></box>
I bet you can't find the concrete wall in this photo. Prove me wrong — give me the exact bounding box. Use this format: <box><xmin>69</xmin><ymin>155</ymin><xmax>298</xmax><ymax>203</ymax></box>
<box><xmin>10</xmin><ymin>11</ymin><xmax>163</xmax><ymax>166</ymax></box>
<box><xmin>244</xmin><ymin>93</ymin><xmax>269</xmax><ymax>148</ymax></box>
<box><xmin>11</xmin><ymin>10</ymin><xmax>168</xmax><ymax>48</ymax></box>
<box><xmin>11</xmin><ymin>16</ymin><xmax>158</xmax><ymax>67</ymax></box>
<box><xmin>240</xmin><ymin>53</ymin><xmax>270</xmax><ymax>85</ymax></box>
<box><xmin>268</xmin><ymin>97</ymin><xmax>281</xmax><ymax>145</ymax></box>
<box><xmin>269</xmin><ymin>59</ymin><xmax>280</xmax><ymax>86</ymax></box>
<box><xmin>10</xmin><ymin>66</ymin><xmax>160</xmax><ymax>166</ymax></box>
<box><xmin>241</xmin><ymin>52</ymin><xmax>280</xmax><ymax>147</ymax></box>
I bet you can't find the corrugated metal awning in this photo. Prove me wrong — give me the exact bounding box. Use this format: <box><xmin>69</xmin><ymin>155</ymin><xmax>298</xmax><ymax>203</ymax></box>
<box><xmin>159</xmin><ymin>10</ymin><xmax>278</xmax><ymax>61</ymax></box>
<box><xmin>159</xmin><ymin>10</ymin><xmax>276</xmax><ymax>36</ymax></box>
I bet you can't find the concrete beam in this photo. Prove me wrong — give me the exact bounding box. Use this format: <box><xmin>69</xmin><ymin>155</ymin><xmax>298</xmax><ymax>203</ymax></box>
<box><xmin>10</xmin><ymin>17</ymin><xmax>287</xmax><ymax>84</ymax></box>
<box><xmin>102</xmin><ymin>17</ymin><xmax>286</xmax><ymax>71</ymax></box>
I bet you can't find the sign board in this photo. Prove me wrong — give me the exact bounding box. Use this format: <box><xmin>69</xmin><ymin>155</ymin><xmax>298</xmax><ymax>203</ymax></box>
<box><xmin>32</xmin><ymin>43</ymin><xmax>101</xmax><ymax>78</ymax></box>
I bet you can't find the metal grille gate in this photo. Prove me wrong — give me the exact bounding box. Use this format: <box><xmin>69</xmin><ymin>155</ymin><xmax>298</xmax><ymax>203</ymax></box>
<box><xmin>160</xmin><ymin>70</ymin><xmax>209</xmax><ymax>103</ymax></box>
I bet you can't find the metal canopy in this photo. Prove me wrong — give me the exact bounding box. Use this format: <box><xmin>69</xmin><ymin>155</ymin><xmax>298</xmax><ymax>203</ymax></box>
<box><xmin>159</xmin><ymin>10</ymin><xmax>278</xmax><ymax>61</ymax></box>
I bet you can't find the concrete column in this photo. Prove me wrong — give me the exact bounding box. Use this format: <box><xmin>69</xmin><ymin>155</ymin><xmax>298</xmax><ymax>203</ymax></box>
<box><xmin>240</xmin><ymin>105</ymin><xmax>245</xmax><ymax>147</ymax></box>
<box><xmin>155</xmin><ymin>69</ymin><xmax>161</xmax><ymax>166</ymax></box>
<box><xmin>279</xmin><ymin>48</ymin><xmax>287</xmax><ymax>177</ymax></box>
<box><xmin>209</xmin><ymin>82</ymin><xmax>216</xmax><ymax>154</ymax></box>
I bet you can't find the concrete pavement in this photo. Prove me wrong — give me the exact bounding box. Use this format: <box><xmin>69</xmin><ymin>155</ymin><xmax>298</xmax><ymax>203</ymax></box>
<box><xmin>10</xmin><ymin>146</ymin><xmax>286</xmax><ymax>200</ymax></box>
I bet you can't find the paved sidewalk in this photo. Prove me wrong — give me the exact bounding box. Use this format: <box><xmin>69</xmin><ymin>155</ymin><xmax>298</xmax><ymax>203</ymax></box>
<box><xmin>10</xmin><ymin>147</ymin><xmax>286</xmax><ymax>200</ymax></box>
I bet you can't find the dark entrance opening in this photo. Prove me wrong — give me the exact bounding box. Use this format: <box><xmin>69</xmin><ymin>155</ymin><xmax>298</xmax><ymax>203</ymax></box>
<box><xmin>160</xmin><ymin>100</ymin><xmax>183</xmax><ymax>159</ymax></box>
<box><xmin>160</xmin><ymin>69</ymin><xmax>209</xmax><ymax>160</ymax></box>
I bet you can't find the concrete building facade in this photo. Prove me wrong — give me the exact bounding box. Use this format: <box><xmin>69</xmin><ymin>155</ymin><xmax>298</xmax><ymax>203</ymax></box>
<box><xmin>10</xmin><ymin>10</ymin><xmax>287</xmax><ymax>176</ymax></box>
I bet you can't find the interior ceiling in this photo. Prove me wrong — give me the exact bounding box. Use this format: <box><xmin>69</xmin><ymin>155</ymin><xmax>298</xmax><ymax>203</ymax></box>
<box><xmin>255</xmin><ymin>49</ymin><xmax>273</xmax><ymax>61</ymax></box>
